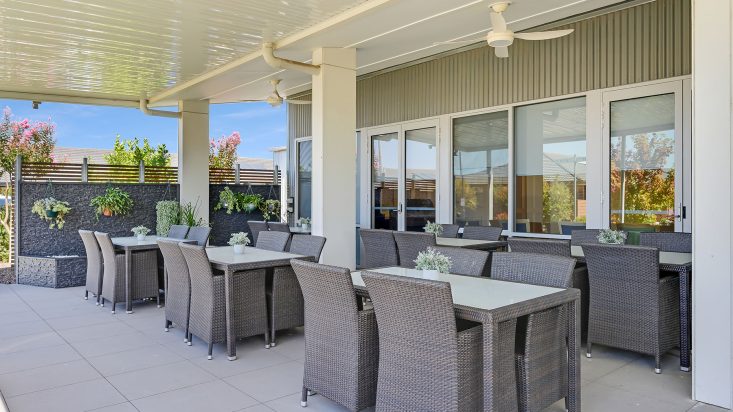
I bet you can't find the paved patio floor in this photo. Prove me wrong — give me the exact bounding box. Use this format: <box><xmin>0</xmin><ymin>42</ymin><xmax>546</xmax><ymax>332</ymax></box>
<box><xmin>0</xmin><ymin>284</ymin><xmax>725</xmax><ymax>412</ymax></box>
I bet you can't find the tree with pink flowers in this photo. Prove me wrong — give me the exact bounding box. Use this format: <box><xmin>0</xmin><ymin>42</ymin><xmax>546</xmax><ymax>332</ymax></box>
<box><xmin>209</xmin><ymin>131</ymin><xmax>241</xmax><ymax>169</ymax></box>
<box><xmin>0</xmin><ymin>107</ymin><xmax>56</xmax><ymax>262</ymax></box>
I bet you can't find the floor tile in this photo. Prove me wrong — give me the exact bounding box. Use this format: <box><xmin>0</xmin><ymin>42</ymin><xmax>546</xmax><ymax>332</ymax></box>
<box><xmin>688</xmin><ymin>402</ymin><xmax>730</xmax><ymax>411</ymax></box>
<box><xmin>225</xmin><ymin>361</ymin><xmax>304</xmax><ymax>403</ymax></box>
<box><xmin>270</xmin><ymin>329</ymin><xmax>305</xmax><ymax>361</ymax></box>
<box><xmin>546</xmin><ymin>381</ymin><xmax>691</xmax><ymax>412</ymax></box>
<box><xmin>45</xmin><ymin>310</ymin><xmax>120</xmax><ymax>331</ymax></box>
<box><xmin>0</xmin><ymin>319</ymin><xmax>52</xmax><ymax>339</ymax></box>
<box><xmin>57</xmin><ymin>320</ymin><xmax>137</xmax><ymax>343</ymax></box>
<box><xmin>0</xmin><ymin>310</ymin><xmax>41</xmax><ymax>327</ymax></box>
<box><xmin>70</xmin><ymin>331</ymin><xmax>153</xmax><ymax>358</ymax></box>
<box><xmin>107</xmin><ymin>360</ymin><xmax>216</xmax><ymax>400</ymax></box>
<box><xmin>581</xmin><ymin>344</ymin><xmax>642</xmax><ymax>383</ymax></box>
<box><xmin>132</xmin><ymin>380</ymin><xmax>259</xmax><ymax>412</ymax></box>
<box><xmin>6</xmin><ymin>378</ymin><xmax>126</xmax><ymax>412</ymax></box>
<box><xmin>0</xmin><ymin>343</ymin><xmax>81</xmax><ymax>374</ymax></box>
<box><xmin>87</xmin><ymin>344</ymin><xmax>183</xmax><ymax>376</ymax></box>
<box><xmin>0</xmin><ymin>358</ymin><xmax>100</xmax><ymax>397</ymax></box>
<box><xmin>191</xmin><ymin>343</ymin><xmax>291</xmax><ymax>378</ymax></box>
<box><xmin>265</xmin><ymin>392</ymin><xmax>351</xmax><ymax>412</ymax></box>
<box><xmin>87</xmin><ymin>402</ymin><xmax>140</xmax><ymax>412</ymax></box>
<box><xmin>237</xmin><ymin>405</ymin><xmax>275</xmax><ymax>412</ymax></box>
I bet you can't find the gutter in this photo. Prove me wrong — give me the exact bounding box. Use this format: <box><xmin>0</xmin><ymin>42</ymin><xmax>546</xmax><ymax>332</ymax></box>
<box><xmin>262</xmin><ymin>43</ymin><xmax>321</xmax><ymax>76</ymax></box>
<box><xmin>139</xmin><ymin>96</ymin><xmax>181</xmax><ymax>118</ymax></box>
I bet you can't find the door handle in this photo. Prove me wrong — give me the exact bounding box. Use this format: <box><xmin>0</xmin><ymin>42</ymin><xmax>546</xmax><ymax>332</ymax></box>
<box><xmin>398</xmin><ymin>203</ymin><xmax>403</xmax><ymax>214</ymax></box>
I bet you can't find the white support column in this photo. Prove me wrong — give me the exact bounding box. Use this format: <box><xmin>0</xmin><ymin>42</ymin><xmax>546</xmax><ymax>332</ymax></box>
<box><xmin>692</xmin><ymin>0</ymin><xmax>733</xmax><ymax>408</ymax></box>
<box><xmin>311</xmin><ymin>48</ymin><xmax>356</xmax><ymax>268</ymax></box>
<box><xmin>178</xmin><ymin>100</ymin><xmax>210</xmax><ymax>224</ymax></box>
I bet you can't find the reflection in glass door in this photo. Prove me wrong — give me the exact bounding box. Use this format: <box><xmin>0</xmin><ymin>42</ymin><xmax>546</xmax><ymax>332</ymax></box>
<box><xmin>609</xmin><ymin>93</ymin><xmax>678</xmax><ymax>235</ymax></box>
<box><xmin>371</xmin><ymin>133</ymin><xmax>399</xmax><ymax>230</ymax></box>
<box><xmin>404</xmin><ymin>128</ymin><xmax>437</xmax><ymax>231</ymax></box>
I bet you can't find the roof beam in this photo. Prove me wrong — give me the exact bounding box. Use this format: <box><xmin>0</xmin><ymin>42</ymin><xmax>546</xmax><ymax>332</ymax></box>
<box><xmin>0</xmin><ymin>90</ymin><xmax>139</xmax><ymax>108</ymax></box>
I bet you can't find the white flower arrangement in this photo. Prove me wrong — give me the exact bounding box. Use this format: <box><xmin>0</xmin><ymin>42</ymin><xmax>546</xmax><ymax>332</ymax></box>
<box><xmin>298</xmin><ymin>217</ymin><xmax>311</xmax><ymax>225</ymax></box>
<box><xmin>131</xmin><ymin>225</ymin><xmax>150</xmax><ymax>237</ymax></box>
<box><xmin>597</xmin><ymin>229</ymin><xmax>627</xmax><ymax>244</ymax></box>
<box><xmin>423</xmin><ymin>221</ymin><xmax>443</xmax><ymax>236</ymax></box>
<box><xmin>414</xmin><ymin>247</ymin><xmax>452</xmax><ymax>273</ymax></box>
<box><xmin>228</xmin><ymin>232</ymin><xmax>251</xmax><ymax>246</ymax></box>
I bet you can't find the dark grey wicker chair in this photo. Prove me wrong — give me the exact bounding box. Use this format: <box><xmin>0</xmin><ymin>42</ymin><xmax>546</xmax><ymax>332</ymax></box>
<box><xmin>255</xmin><ymin>231</ymin><xmax>290</xmax><ymax>252</ymax></box>
<box><xmin>79</xmin><ymin>230</ymin><xmax>103</xmax><ymax>304</ymax></box>
<box><xmin>291</xmin><ymin>260</ymin><xmax>378</xmax><ymax>411</ymax></box>
<box><xmin>267</xmin><ymin>222</ymin><xmax>291</xmax><ymax>233</ymax></box>
<box><xmin>157</xmin><ymin>240</ymin><xmax>191</xmax><ymax>343</ymax></box>
<box><xmin>185</xmin><ymin>226</ymin><xmax>211</xmax><ymax>246</ymax></box>
<box><xmin>462</xmin><ymin>225</ymin><xmax>503</xmax><ymax>241</ymax></box>
<box><xmin>432</xmin><ymin>246</ymin><xmax>490</xmax><ymax>277</ymax></box>
<box><xmin>179</xmin><ymin>243</ymin><xmax>270</xmax><ymax>359</ymax></box>
<box><xmin>359</xmin><ymin>229</ymin><xmax>399</xmax><ymax>269</ymax></box>
<box><xmin>94</xmin><ymin>232</ymin><xmax>159</xmax><ymax>314</ymax></box>
<box><xmin>269</xmin><ymin>235</ymin><xmax>327</xmax><ymax>345</ymax></box>
<box><xmin>639</xmin><ymin>232</ymin><xmax>692</xmax><ymax>253</ymax></box>
<box><xmin>491</xmin><ymin>252</ymin><xmax>575</xmax><ymax>412</ymax></box>
<box><xmin>570</xmin><ymin>229</ymin><xmax>618</xmax><ymax>246</ymax></box>
<box><xmin>393</xmin><ymin>231</ymin><xmax>436</xmax><ymax>268</ymax></box>
<box><xmin>583</xmin><ymin>244</ymin><xmax>679</xmax><ymax>374</ymax></box>
<box><xmin>362</xmin><ymin>271</ymin><xmax>482</xmax><ymax>411</ymax></box>
<box><xmin>167</xmin><ymin>225</ymin><xmax>190</xmax><ymax>239</ymax></box>
<box><xmin>247</xmin><ymin>221</ymin><xmax>268</xmax><ymax>247</ymax></box>
<box><xmin>439</xmin><ymin>224</ymin><xmax>460</xmax><ymax>238</ymax></box>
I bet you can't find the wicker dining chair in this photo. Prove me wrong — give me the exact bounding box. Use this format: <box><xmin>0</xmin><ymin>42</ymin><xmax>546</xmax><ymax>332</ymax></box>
<box><xmin>439</xmin><ymin>224</ymin><xmax>460</xmax><ymax>238</ymax></box>
<box><xmin>359</xmin><ymin>229</ymin><xmax>399</xmax><ymax>269</ymax></box>
<box><xmin>179</xmin><ymin>243</ymin><xmax>270</xmax><ymax>359</ymax></box>
<box><xmin>79</xmin><ymin>230</ymin><xmax>103</xmax><ymax>304</ymax></box>
<box><xmin>291</xmin><ymin>260</ymin><xmax>378</xmax><ymax>411</ymax></box>
<box><xmin>167</xmin><ymin>225</ymin><xmax>190</xmax><ymax>239</ymax></box>
<box><xmin>185</xmin><ymin>226</ymin><xmax>211</xmax><ymax>246</ymax></box>
<box><xmin>362</xmin><ymin>271</ymin><xmax>482</xmax><ymax>411</ymax></box>
<box><xmin>157</xmin><ymin>240</ymin><xmax>191</xmax><ymax>343</ymax></box>
<box><xmin>393</xmin><ymin>231</ymin><xmax>436</xmax><ymax>268</ymax></box>
<box><xmin>491</xmin><ymin>252</ymin><xmax>575</xmax><ymax>412</ymax></box>
<box><xmin>268</xmin><ymin>235</ymin><xmax>326</xmax><ymax>346</ymax></box>
<box><xmin>255</xmin><ymin>231</ymin><xmax>290</xmax><ymax>252</ymax></box>
<box><xmin>462</xmin><ymin>225</ymin><xmax>503</xmax><ymax>241</ymax></box>
<box><xmin>432</xmin><ymin>246</ymin><xmax>490</xmax><ymax>277</ymax></box>
<box><xmin>583</xmin><ymin>244</ymin><xmax>679</xmax><ymax>374</ymax></box>
<box><xmin>639</xmin><ymin>232</ymin><xmax>692</xmax><ymax>253</ymax></box>
<box><xmin>94</xmin><ymin>232</ymin><xmax>159</xmax><ymax>314</ymax></box>
<box><xmin>267</xmin><ymin>222</ymin><xmax>291</xmax><ymax>233</ymax></box>
<box><xmin>247</xmin><ymin>220</ymin><xmax>268</xmax><ymax>247</ymax></box>
<box><xmin>570</xmin><ymin>229</ymin><xmax>608</xmax><ymax>246</ymax></box>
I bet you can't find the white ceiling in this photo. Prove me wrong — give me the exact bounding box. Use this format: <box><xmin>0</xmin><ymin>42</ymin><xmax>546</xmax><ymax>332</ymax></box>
<box><xmin>0</xmin><ymin>0</ymin><xmax>628</xmax><ymax>107</ymax></box>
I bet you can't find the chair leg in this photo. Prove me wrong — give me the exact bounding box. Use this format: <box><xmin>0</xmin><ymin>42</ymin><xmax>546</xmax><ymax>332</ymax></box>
<box><xmin>655</xmin><ymin>354</ymin><xmax>662</xmax><ymax>374</ymax></box>
<box><xmin>184</xmin><ymin>328</ymin><xmax>189</xmax><ymax>343</ymax></box>
<box><xmin>271</xmin><ymin>328</ymin><xmax>277</xmax><ymax>347</ymax></box>
<box><xmin>156</xmin><ymin>292</ymin><xmax>161</xmax><ymax>308</ymax></box>
<box><xmin>264</xmin><ymin>333</ymin><xmax>271</xmax><ymax>349</ymax></box>
<box><xmin>586</xmin><ymin>341</ymin><xmax>592</xmax><ymax>358</ymax></box>
<box><xmin>100</xmin><ymin>297</ymin><xmax>105</xmax><ymax>307</ymax></box>
<box><xmin>187</xmin><ymin>332</ymin><xmax>192</xmax><ymax>346</ymax></box>
<box><xmin>84</xmin><ymin>290</ymin><xmax>89</xmax><ymax>300</ymax></box>
<box><xmin>95</xmin><ymin>294</ymin><xmax>100</xmax><ymax>306</ymax></box>
<box><xmin>164</xmin><ymin>320</ymin><xmax>171</xmax><ymax>332</ymax></box>
<box><xmin>208</xmin><ymin>341</ymin><xmax>213</xmax><ymax>360</ymax></box>
<box><xmin>111</xmin><ymin>300</ymin><xmax>116</xmax><ymax>314</ymax></box>
<box><xmin>301</xmin><ymin>386</ymin><xmax>308</xmax><ymax>407</ymax></box>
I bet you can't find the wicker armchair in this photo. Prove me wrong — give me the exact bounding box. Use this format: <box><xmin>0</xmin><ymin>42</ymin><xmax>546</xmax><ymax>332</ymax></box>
<box><xmin>362</xmin><ymin>271</ymin><xmax>482</xmax><ymax>411</ymax></box>
<box><xmin>157</xmin><ymin>240</ymin><xmax>191</xmax><ymax>343</ymax></box>
<box><xmin>247</xmin><ymin>221</ymin><xmax>268</xmax><ymax>247</ymax></box>
<box><xmin>359</xmin><ymin>229</ymin><xmax>399</xmax><ymax>269</ymax></box>
<box><xmin>167</xmin><ymin>225</ymin><xmax>190</xmax><ymax>239</ymax></box>
<box><xmin>291</xmin><ymin>260</ymin><xmax>378</xmax><ymax>411</ymax></box>
<box><xmin>432</xmin><ymin>246</ymin><xmax>490</xmax><ymax>277</ymax></box>
<box><xmin>255</xmin><ymin>231</ymin><xmax>290</xmax><ymax>252</ymax></box>
<box><xmin>583</xmin><ymin>244</ymin><xmax>679</xmax><ymax>373</ymax></box>
<box><xmin>570</xmin><ymin>229</ymin><xmax>611</xmax><ymax>246</ymax></box>
<box><xmin>269</xmin><ymin>235</ymin><xmax>327</xmax><ymax>345</ymax></box>
<box><xmin>267</xmin><ymin>222</ymin><xmax>291</xmax><ymax>233</ymax></box>
<box><xmin>179</xmin><ymin>243</ymin><xmax>270</xmax><ymax>359</ymax></box>
<box><xmin>439</xmin><ymin>224</ymin><xmax>460</xmax><ymax>238</ymax></box>
<box><xmin>491</xmin><ymin>252</ymin><xmax>575</xmax><ymax>288</ymax></box>
<box><xmin>79</xmin><ymin>230</ymin><xmax>103</xmax><ymax>304</ymax></box>
<box><xmin>393</xmin><ymin>231</ymin><xmax>436</xmax><ymax>268</ymax></box>
<box><xmin>639</xmin><ymin>232</ymin><xmax>692</xmax><ymax>253</ymax></box>
<box><xmin>463</xmin><ymin>225</ymin><xmax>503</xmax><ymax>241</ymax></box>
<box><xmin>94</xmin><ymin>232</ymin><xmax>159</xmax><ymax>314</ymax></box>
<box><xmin>186</xmin><ymin>226</ymin><xmax>211</xmax><ymax>246</ymax></box>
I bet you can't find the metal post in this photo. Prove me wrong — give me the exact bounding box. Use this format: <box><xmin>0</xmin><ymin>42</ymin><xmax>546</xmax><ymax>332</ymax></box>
<box><xmin>235</xmin><ymin>164</ymin><xmax>240</xmax><ymax>185</ymax></box>
<box><xmin>139</xmin><ymin>160</ymin><xmax>145</xmax><ymax>183</ymax></box>
<box><xmin>81</xmin><ymin>157</ymin><xmax>88</xmax><ymax>182</ymax></box>
<box><xmin>14</xmin><ymin>155</ymin><xmax>21</xmax><ymax>274</ymax></box>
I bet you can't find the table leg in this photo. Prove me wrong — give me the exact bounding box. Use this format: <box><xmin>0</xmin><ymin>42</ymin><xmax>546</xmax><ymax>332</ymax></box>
<box><xmin>679</xmin><ymin>267</ymin><xmax>691</xmax><ymax>371</ymax></box>
<box><xmin>125</xmin><ymin>249</ymin><xmax>133</xmax><ymax>314</ymax></box>
<box><xmin>482</xmin><ymin>321</ymin><xmax>498</xmax><ymax>412</ymax></box>
<box><xmin>567</xmin><ymin>297</ymin><xmax>581</xmax><ymax>411</ymax></box>
<box><xmin>224</xmin><ymin>268</ymin><xmax>236</xmax><ymax>360</ymax></box>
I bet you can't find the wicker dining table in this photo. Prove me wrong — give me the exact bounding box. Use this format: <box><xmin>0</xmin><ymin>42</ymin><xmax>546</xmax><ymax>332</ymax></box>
<box><xmin>111</xmin><ymin>235</ymin><xmax>192</xmax><ymax>313</ymax></box>
<box><xmin>204</xmin><ymin>246</ymin><xmax>313</xmax><ymax>360</ymax></box>
<box><xmin>435</xmin><ymin>237</ymin><xmax>507</xmax><ymax>250</ymax></box>
<box><xmin>351</xmin><ymin>266</ymin><xmax>581</xmax><ymax>412</ymax></box>
<box><xmin>571</xmin><ymin>245</ymin><xmax>693</xmax><ymax>371</ymax></box>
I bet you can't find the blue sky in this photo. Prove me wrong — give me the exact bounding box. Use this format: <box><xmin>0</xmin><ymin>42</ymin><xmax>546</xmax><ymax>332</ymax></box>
<box><xmin>0</xmin><ymin>99</ymin><xmax>287</xmax><ymax>159</ymax></box>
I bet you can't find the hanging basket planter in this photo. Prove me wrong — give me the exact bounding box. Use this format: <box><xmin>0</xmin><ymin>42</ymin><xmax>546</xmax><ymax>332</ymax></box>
<box><xmin>45</xmin><ymin>210</ymin><xmax>59</xmax><ymax>219</ymax></box>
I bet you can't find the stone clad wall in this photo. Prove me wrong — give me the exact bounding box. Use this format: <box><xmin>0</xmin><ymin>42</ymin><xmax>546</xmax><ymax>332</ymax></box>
<box><xmin>208</xmin><ymin>184</ymin><xmax>281</xmax><ymax>246</ymax></box>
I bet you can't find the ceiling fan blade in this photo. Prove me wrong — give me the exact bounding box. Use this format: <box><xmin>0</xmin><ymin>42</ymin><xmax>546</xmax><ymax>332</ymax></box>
<box><xmin>514</xmin><ymin>29</ymin><xmax>574</xmax><ymax>41</ymax></box>
<box><xmin>432</xmin><ymin>37</ymin><xmax>486</xmax><ymax>46</ymax></box>
<box><xmin>489</xmin><ymin>10</ymin><xmax>507</xmax><ymax>32</ymax></box>
<box><xmin>286</xmin><ymin>99</ymin><xmax>312</xmax><ymax>105</ymax></box>
<box><xmin>494</xmin><ymin>46</ymin><xmax>509</xmax><ymax>58</ymax></box>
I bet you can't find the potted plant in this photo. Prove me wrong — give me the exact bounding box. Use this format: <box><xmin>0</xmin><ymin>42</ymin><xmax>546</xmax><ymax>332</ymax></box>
<box><xmin>228</xmin><ymin>232</ymin><xmax>251</xmax><ymax>254</ymax></box>
<box><xmin>423</xmin><ymin>221</ymin><xmax>443</xmax><ymax>238</ymax></box>
<box><xmin>597</xmin><ymin>229</ymin><xmax>627</xmax><ymax>244</ymax></box>
<box><xmin>298</xmin><ymin>217</ymin><xmax>311</xmax><ymax>231</ymax></box>
<box><xmin>156</xmin><ymin>200</ymin><xmax>180</xmax><ymax>236</ymax></box>
<box><xmin>31</xmin><ymin>197</ymin><xmax>71</xmax><ymax>229</ymax></box>
<box><xmin>131</xmin><ymin>225</ymin><xmax>150</xmax><ymax>241</ymax></box>
<box><xmin>241</xmin><ymin>193</ymin><xmax>263</xmax><ymax>213</ymax></box>
<box><xmin>214</xmin><ymin>187</ymin><xmax>240</xmax><ymax>214</ymax></box>
<box><xmin>414</xmin><ymin>247</ymin><xmax>452</xmax><ymax>278</ymax></box>
<box><xmin>90</xmin><ymin>187</ymin><xmax>133</xmax><ymax>219</ymax></box>
<box><xmin>260</xmin><ymin>199</ymin><xmax>281</xmax><ymax>221</ymax></box>
<box><xmin>180</xmin><ymin>201</ymin><xmax>205</xmax><ymax>227</ymax></box>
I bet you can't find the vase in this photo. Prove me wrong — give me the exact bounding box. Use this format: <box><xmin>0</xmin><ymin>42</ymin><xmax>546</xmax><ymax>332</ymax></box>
<box><xmin>233</xmin><ymin>244</ymin><xmax>245</xmax><ymax>254</ymax></box>
<box><xmin>422</xmin><ymin>269</ymin><xmax>439</xmax><ymax>279</ymax></box>
<box><xmin>302</xmin><ymin>224</ymin><xmax>310</xmax><ymax>231</ymax></box>
<box><xmin>103</xmin><ymin>208</ymin><xmax>113</xmax><ymax>217</ymax></box>
<box><xmin>136</xmin><ymin>234</ymin><xmax>146</xmax><ymax>241</ymax></box>
<box><xmin>45</xmin><ymin>210</ymin><xmax>58</xmax><ymax>218</ymax></box>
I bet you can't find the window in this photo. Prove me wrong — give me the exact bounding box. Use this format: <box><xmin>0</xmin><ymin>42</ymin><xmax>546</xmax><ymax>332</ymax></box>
<box><xmin>453</xmin><ymin>111</ymin><xmax>509</xmax><ymax>228</ymax></box>
<box><xmin>297</xmin><ymin>139</ymin><xmax>312</xmax><ymax>219</ymax></box>
<box><xmin>515</xmin><ymin>97</ymin><xmax>587</xmax><ymax>234</ymax></box>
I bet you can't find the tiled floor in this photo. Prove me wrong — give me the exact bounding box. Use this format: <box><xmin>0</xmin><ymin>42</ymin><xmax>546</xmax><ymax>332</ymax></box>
<box><xmin>0</xmin><ymin>283</ymin><xmax>726</xmax><ymax>412</ymax></box>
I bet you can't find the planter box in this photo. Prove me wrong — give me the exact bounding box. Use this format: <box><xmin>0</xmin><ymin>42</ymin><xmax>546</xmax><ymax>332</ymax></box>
<box><xmin>17</xmin><ymin>255</ymin><xmax>87</xmax><ymax>288</ymax></box>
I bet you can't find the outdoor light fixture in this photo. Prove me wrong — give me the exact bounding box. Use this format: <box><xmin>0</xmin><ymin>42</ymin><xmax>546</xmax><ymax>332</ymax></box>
<box><xmin>32</xmin><ymin>101</ymin><xmax>41</xmax><ymax>109</ymax></box>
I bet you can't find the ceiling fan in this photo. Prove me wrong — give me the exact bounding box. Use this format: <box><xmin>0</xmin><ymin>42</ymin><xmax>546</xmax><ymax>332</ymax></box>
<box><xmin>240</xmin><ymin>79</ymin><xmax>311</xmax><ymax>107</ymax></box>
<box><xmin>435</xmin><ymin>1</ymin><xmax>574</xmax><ymax>58</ymax></box>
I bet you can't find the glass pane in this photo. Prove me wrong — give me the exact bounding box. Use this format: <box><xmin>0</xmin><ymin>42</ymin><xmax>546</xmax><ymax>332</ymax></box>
<box><xmin>372</xmin><ymin>133</ymin><xmax>398</xmax><ymax>230</ymax></box>
<box><xmin>355</xmin><ymin>131</ymin><xmax>361</xmax><ymax>225</ymax></box>
<box><xmin>297</xmin><ymin>140</ymin><xmax>312</xmax><ymax>219</ymax></box>
<box><xmin>610</xmin><ymin>93</ymin><xmax>675</xmax><ymax>236</ymax></box>
<box><xmin>453</xmin><ymin>111</ymin><xmax>509</xmax><ymax>229</ymax></box>
<box><xmin>515</xmin><ymin>97</ymin><xmax>587</xmax><ymax>234</ymax></box>
<box><xmin>405</xmin><ymin>127</ymin><xmax>436</xmax><ymax>231</ymax></box>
